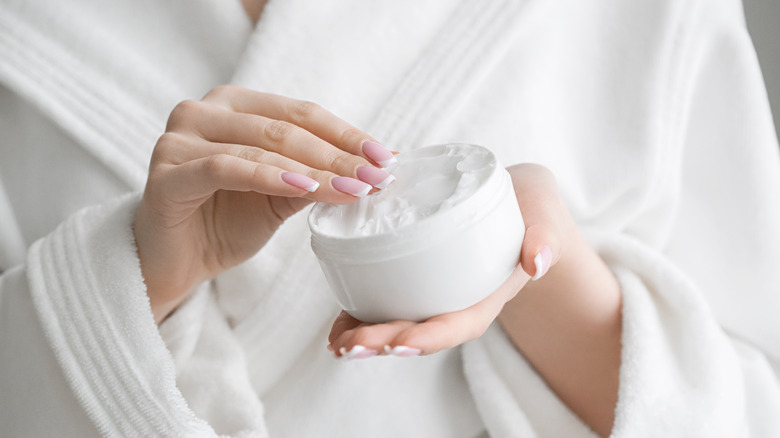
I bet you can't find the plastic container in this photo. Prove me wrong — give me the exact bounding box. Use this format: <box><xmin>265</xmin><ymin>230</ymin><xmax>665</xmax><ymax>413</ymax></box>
<box><xmin>308</xmin><ymin>143</ymin><xmax>524</xmax><ymax>323</ymax></box>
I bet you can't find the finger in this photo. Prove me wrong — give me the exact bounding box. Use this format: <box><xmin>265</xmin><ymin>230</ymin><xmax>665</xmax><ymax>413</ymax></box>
<box><xmin>155</xmin><ymin>136</ymin><xmax>375</xmax><ymax>203</ymax></box>
<box><xmin>328</xmin><ymin>254</ymin><xmax>530</xmax><ymax>359</ymax></box>
<box><xmin>202</xmin><ymin>86</ymin><xmax>396</xmax><ymax>167</ymax></box>
<box><xmin>387</xmin><ymin>265</ymin><xmax>530</xmax><ymax>356</ymax></box>
<box><xmin>156</xmin><ymin>154</ymin><xmax>324</xmax><ymax>205</ymax></box>
<box><xmin>179</xmin><ymin>105</ymin><xmax>393</xmax><ymax>189</ymax></box>
<box><xmin>328</xmin><ymin>311</ymin><xmax>363</xmax><ymax>345</ymax></box>
<box><xmin>508</xmin><ymin>163</ymin><xmax>568</xmax><ymax>280</ymax></box>
<box><xmin>329</xmin><ymin>318</ymin><xmax>417</xmax><ymax>359</ymax></box>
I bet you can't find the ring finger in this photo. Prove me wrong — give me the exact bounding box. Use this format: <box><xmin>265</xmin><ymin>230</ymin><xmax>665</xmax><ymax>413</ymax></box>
<box><xmin>181</xmin><ymin>104</ymin><xmax>393</xmax><ymax>188</ymax></box>
<box><xmin>169</xmin><ymin>138</ymin><xmax>383</xmax><ymax>202</ymax></box>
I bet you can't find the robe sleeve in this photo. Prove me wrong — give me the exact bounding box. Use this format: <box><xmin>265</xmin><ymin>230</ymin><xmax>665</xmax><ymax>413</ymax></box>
<box><xmin>0</xmin><ymin>193</ymin><xmax>261</xmax><ymax>437</ymax></box>
<box><xmin>462</xmin><ymin>2</ymin><xmax>780</xmax><ymax>437</ymax></box>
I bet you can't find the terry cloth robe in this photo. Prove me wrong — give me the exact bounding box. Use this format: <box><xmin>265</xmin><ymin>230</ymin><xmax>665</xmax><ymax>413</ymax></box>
<box><xmin>1</xmin><ymin>0</ymin><xmax>780</xmax><ymax>436</ymax></box>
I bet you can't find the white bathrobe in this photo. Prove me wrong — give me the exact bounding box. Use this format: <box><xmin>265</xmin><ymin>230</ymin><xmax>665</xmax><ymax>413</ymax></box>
<box><xmin>1</xmin><ymin>0</ymin><xmax>779</xmax><ymax>436</ymax></box>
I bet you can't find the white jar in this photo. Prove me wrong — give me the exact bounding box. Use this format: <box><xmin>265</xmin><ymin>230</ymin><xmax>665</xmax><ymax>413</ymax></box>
<box><xmin>308</xmin><ymin>144</ymin><xmax>524</xmax><ymax>323</ymax></box>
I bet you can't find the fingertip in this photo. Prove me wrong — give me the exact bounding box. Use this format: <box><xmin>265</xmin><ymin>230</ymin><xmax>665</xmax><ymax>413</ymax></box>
<box><xmin>520</xmin><ymin>224</ymin><xmax>558</xmax><ymax>280</ymax></box>
<box><xmin>531</xmin><ymin>245</ymin><xmax>553</xmax><ymax>280</ymax></box>
<box><xmin>331</xmin><ymin>176</ymin><xmax>372</xmax><ymax>198</ymax></box>
<box><xmin>361</xmin><ymin>140</ymin><xmax>397</xmax><ymax>168</ymax></box>
<box><xmin>281</xmin><ymin>171</ymin><xmax>320</xmax><ymax>192</ymax></box>
<box><xmin>383</xmin><ymin>345</ymin><xmax>422</xmax><ymax>357</ymax></box>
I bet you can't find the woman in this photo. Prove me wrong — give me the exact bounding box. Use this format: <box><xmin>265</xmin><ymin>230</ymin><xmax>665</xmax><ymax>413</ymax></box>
<box><xmin>1</xmin><ymin>0</ymin><xmax>779</xmax><ymax>436</ymax></box>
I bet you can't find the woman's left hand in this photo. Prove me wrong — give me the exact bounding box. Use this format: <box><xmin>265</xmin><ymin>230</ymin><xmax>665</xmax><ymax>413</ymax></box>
<box><xmin>327</xmin><ymin>163</ymin><xmax>622</xmax><ymax>437</ymax></box>
<box><xmin>327</xmin><ymin>163</ymin><xmax>573</xmax><ymax>358</ymax></box>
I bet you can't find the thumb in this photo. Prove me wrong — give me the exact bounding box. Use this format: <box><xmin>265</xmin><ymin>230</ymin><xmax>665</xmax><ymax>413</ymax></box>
<box><xmin>508</xmin><ymin>164</ymin><xmax>568</xmax><ymax>281</ymax></box>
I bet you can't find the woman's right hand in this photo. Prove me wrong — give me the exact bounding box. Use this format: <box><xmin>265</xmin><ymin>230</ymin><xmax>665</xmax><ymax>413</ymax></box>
<box><xmin>133</xmin><ymin>85</ymin><xmax>396</xmax><ymax>322</ymax></box>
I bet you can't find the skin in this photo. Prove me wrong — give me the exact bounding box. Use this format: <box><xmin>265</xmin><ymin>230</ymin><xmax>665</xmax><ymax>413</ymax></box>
<box><xmin>241</xmin><ymin>0</ymin><xmax>267</xmax><ymax>23</ymax></box>
<box><xmin>134</xmin><ymin>86</ymin><xmax>386</xmax><ymax>321</ymax></box>
<box><xmin>134</xmin><ymin>89</ymin><xmax>621</xmax><ymax>436</ymax></box>
<box><xmin>328</xmin><ymin>165</ymin><xmax>622</xmax><ymax>437</ymax></box>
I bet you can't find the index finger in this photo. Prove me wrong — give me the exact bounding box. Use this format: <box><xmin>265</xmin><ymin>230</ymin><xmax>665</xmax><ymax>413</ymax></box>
<box><xmin>202</xmin><ymin>86</ymin><xmax>397</xmax><ymax>167</ymax></box>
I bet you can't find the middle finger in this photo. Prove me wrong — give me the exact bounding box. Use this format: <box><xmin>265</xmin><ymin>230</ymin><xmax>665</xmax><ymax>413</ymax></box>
<box><xmin>188</xmin><ymin>105</ymin><xmax>382</xmax><ymax>182</ymax></box>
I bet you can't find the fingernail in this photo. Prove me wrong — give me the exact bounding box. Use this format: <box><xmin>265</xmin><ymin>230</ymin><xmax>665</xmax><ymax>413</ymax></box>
<box><xmin>338</xmin><ymin>345</ymin><xmax>378</xmax><ymax>360</ymax></box>
<box><xmin>532</xmin><ymin>245</ymin><xmax>552</xmax><ymax>280</ymax></box>
<box><xmin>362</xmin><ymin>141</ymin><xmax>397</xmax><ymax>168</ymax></box>
<box><xmin>356</xmin><ymin>166</ymin><xmax>396</xmax><ymax>189</ymax></box>
<box><xmin>332</xmin><ymin>176</ymin><xmax>372</xmax><ymax>197</ymax></box>
<box><xmin>281</xmin><ymin>172</ymin><xmax>319</xmax><ymax>192</ymax></box>
<box><xmin>383</xmin><ymin>345</ymin><xmax>422</xmax><ymax>357</ymax></box>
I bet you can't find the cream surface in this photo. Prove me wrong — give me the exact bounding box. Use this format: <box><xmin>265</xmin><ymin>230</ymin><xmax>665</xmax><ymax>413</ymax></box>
<box><xmin>311</xmin><ymin>144</ymin><xmax>495</xmax><ymax>237</ymax></box>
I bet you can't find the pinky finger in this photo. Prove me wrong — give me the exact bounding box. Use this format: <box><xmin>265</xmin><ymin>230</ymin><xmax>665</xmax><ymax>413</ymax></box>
<box><xmin>161</xmin><ymin>154</ymin><xmax>317</xmax><ymax>204</ymax></box>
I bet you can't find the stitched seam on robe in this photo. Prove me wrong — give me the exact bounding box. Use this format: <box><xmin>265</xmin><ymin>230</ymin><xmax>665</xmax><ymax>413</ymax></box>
<box><xmin>26</xmin><ymin>195</ymin><xmax>216</xmax><ymax>436</ymax></box>
<box><xmin>0</xmin><ymin>3</ymin><xmax>159</xmax><ymax>189</ymax></box>
<box><xmin>369</xmin><ymin>0</ymin><xmax>532</xmax><ymax>150</ymax></box>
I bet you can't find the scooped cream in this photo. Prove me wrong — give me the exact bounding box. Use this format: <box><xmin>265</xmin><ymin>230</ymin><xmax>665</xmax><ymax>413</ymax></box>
<box><xmin>311</xmin><ymin>144</ymin><xmax>495</xmax><ymax>237</ymax></box>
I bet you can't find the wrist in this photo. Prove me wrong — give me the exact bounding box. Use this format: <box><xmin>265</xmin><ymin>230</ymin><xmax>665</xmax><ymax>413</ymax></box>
<box><xmin>133</xmin><ymin>203</ymin><xmax>203</xmax><ymax>323</ymax></box>
<box><xmin>498</xmin><ymin>229</ymin><xmax>622</xmax><ymax>437</ymax></box>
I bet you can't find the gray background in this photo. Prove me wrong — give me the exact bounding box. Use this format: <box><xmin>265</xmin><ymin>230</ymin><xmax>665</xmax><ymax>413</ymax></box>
<box><xmin>743</xmin><ymin>0</ymin><xmax>780</xmax><ymax>140</ymax></box>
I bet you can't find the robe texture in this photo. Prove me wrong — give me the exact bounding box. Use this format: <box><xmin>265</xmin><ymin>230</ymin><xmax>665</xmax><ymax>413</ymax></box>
<box><xmin>1</xmin><ymin>0</ymin><xmax>779</xmax><ymax>437</ymax></box>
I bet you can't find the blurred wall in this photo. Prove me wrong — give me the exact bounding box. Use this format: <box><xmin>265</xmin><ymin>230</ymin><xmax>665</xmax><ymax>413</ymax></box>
<box><xmin>743</xmin><ymin>0</ymin><xmax>780</xmax><ymax>141</ymax></box>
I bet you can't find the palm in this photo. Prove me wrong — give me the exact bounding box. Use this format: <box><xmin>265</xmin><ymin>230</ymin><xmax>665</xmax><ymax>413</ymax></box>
<box><xmin>193</xmin><ymin>190</ymin><xmax>311</xmax><ymax>276</ymax></box>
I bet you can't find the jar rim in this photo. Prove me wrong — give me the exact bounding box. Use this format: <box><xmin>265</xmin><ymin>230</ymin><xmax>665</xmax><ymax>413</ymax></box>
<box><xmin>309</xmin><ymin>144</ymin><xmax>514</xmax><ymax>260</ymax></box>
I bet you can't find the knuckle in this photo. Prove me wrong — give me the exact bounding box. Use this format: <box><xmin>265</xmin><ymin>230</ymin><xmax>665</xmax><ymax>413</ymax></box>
<box><xmin>328</xmin><ymin>151</ymin><xmax>360</xmax><ymax>171</ymax></box>
<box><xmin>337</xmin><ymin>127</ymin><xmax>365</xmax><ymax>147</ymax></box>
<box><xmin>212</xmin><ymin>84</ymin><xmax>238</xmax><ymax>97</ymax></box>
<box><xmin>236</xmin><ymin>147</ymin><xmax>266</xmax><ymax>163</ymax></box>
<box><xmin>263</xmin><ymin>120</ymin><xmax>296</xmax><ymax>143</ymax></box>
<box><xmin>151</xmin><ymin>132</ymin><xmax>185</xmax><ymax>164</ymax></box>
<box><xmin>202</xmin><ymin>154</ymin><xmax>228</xmax><ymax>176</ymax></box>
<box><xmin>288</xmin><ymin>100</ymin><xmax>321</xmax><ymax>122</ymax></box>
<box><xmin>203</xmin><ymin>84</ymin><xmax>241</xmax><ymax>102</ymax></box>
<box><xmin>156</xmin><ymin>132</ymin><xmax>185</xmax><ymax>150</ymax></box>
<box><xmin>167</xmin><ymin>100</ymin><xmax>207</xmax><ymax>128</ymax></box>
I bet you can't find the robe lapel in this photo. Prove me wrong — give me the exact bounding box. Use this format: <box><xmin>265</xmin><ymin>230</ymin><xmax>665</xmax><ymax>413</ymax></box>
<box><xmin>232</xmin><ymin>0</ymin><xmax>531</xmax><ymax>149</ymax></box>
<box><xmin>223</xmin><ymin>0</ymin><xmax>534</xmax><ymax>389</ymax></box>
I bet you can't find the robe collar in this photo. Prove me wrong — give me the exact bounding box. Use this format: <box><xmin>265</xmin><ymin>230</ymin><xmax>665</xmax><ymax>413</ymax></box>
<box><xmin>0</xmin><ymin>0</ymin><xmax>530</xmax><ymax>186</ymax></box>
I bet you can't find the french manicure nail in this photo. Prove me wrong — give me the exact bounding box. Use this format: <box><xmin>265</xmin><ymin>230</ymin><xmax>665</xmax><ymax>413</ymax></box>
<box><xmin>332</xmin><ymin>176</ymin><xmax>372</xmax><ymax>197</ymax></box>
<box><xmin>532</xmin><ymin>245</ymin><xmax>552</xmax><ymax>281</ymax></box>
<box><xmin>356</xmin><ymin>166</ymin><xmax>396</xmax><ymax>189</ymax></box>
<box><xmin>384</xmin><ymin>345</ymin><xmax>422</xmax><ymax>357</ymax></box>
<box><xmin>362</xmin><ymin>141</ymin><xmax>398</xmax><ymax>168</ymax></box>
<box><xmin>338</xmin><ymin>345</ymin><xmax>378</xmax><ymax>360</ymax></box>
<box><xmin>281</xmin><ymin>172</ymin><xmax>319</xmax><ymax>192</ymax></box>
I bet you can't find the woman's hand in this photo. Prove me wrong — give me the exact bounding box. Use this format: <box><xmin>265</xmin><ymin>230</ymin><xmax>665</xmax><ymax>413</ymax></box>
<box><xmin>134</xmin><ymin>85</ymin><xmax>397</xmax><ymax>323</ymax></box>
<box><xmin>327</xmin><ymin>164</ymin><xmax>572</xmax><ymax>357</ymax></box>
<box><xmin>327</xmin><ymin>163</ymin><xmax>622</xmax><ymax>436</ymax></box>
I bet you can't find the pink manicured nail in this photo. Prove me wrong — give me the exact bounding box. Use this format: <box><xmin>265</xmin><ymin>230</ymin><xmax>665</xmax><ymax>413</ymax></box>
<box><xmin>338</xmin><ymin>345</ymin><xmax>378</xmax><ymax>360</ymax></box>
<box><xmin>356</xmin><ymin>166</ymin><xmax>396</xmax><ymax>189</ymax></box>
<box><xmin>281</xmin><ymin>172</ymin><xmax>319</xmax><ymax>192</ymax></box>
<box><xmin>532</xmin><ymin>245</ymin><xmax>552</xmax><ymax>281</ymax></box>
<box><xmin>383</xmin><ymin>345</ymin><xmax>422</xmax><ymax>357</ymax></box>
<box><xmin>332</xmin><ymin>177</ymin><xmax>372</xmax><ymax>197</ymax></box>
<box><xmin>362</xmin><ymin>141</ymin><xmax>398</xmax><ymax>168</ymax></box>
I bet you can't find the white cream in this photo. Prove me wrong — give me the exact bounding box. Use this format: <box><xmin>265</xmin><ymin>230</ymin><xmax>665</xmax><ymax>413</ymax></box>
<box><xmin>311</xmin><ymin>144</ymin><xmax>494</xmax><ymax>237</ymax></box>
<box><xmin>308</xmin><ymin>144</ymin><xmax>524</xmax><ymax>323</ymax></box>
